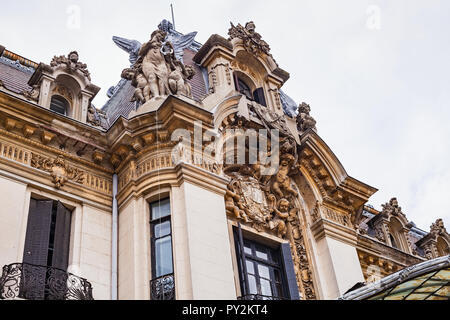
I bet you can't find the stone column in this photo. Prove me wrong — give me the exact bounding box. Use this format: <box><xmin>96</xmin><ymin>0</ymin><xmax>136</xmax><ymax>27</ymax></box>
<box><xmin>311</xmin><ymin>219</ymin><xmax>365</xmax><ymax>299</ymax></box>
<box><xmin>79</xmin><ymin>91</ymin><xmax>92</xmax><ymax>123</ymax></box>
<box><xmin>38</xmin><ymin>76</ymin><xmax>53</xmax><ymax>109</ymax></box>
<box><xmin>171</xmin><ymin>164</ymin><xmax>237</xmax><ymax>300</ymax></box>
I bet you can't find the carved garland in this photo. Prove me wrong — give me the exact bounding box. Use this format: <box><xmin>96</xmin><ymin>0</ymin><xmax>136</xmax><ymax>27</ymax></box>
<box><xmin>31</xmin><ymin>153</ymin><xmax>84</xmax><ymax>189</ymax></box>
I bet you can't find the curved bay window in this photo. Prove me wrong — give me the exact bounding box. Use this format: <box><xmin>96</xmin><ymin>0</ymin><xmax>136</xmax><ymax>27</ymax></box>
<box><xmin>49</xmin><ymin>95</ymin><xmax>69</xmax><ymax>116</ymax></box>
<box><xmin>150</xmin><ymin>198</ymin><xmax>175</xmax><ymax>300</ymax></box>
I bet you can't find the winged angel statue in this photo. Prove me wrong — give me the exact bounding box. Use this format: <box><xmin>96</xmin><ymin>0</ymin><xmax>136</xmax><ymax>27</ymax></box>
<box><xmin>112</xmin><ymin>20</ymin><xmax>198</xmax><ymax>103</ymax></box>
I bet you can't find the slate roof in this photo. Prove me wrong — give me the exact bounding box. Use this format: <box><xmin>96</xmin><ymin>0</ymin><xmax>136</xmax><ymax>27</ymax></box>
<box><xmin>0</xmin><ymin>21</ymin><xmax>299</xmax><ymax>131</ymax></box>
<box><xmin>0</xmin><ymin>55</ymin><xmax>34</xmax><ymax>94</ymax></box>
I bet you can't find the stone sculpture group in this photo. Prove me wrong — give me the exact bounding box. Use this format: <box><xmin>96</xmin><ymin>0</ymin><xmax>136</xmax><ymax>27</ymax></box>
<box><xmin>121</xmin><ymin>30</ymin><xmax>196</xmax><ymax>104</ymax></box>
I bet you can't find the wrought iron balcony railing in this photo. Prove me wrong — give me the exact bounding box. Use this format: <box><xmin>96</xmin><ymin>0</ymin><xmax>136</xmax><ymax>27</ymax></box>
<box><xmin>238</xmin><ymin>294</ymin><xmax>286</xmax><ymax>300</ymax></box>
<box><xmin>0</xmin><ymin>263</ymin><xmax>94</xmax><ymax>300</ymax></box>
<box><xmin>150</xmin><ymin>273</ymin><xmax>175</xmax><ymax>300</ymax></box>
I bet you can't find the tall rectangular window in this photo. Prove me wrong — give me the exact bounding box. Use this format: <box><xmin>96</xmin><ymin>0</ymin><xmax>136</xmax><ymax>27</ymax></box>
<box><xmin>234</xmin><ymin>226</ymin><xmax>300</xmax><ymax>300</ymax></box>
<box><xmin>150</xmin><ymin>198</ymin><xmax>175</xmax><ymax>300</ymax></box>
<box><xmin>23</xmin><ymin>198</ymin><xmax>72</xmax><ymax>270</ymax></box>
<box><xmin>21</xmin><ymin>198</ymin><xmax>72</xmax><ymax>300</ymax></box>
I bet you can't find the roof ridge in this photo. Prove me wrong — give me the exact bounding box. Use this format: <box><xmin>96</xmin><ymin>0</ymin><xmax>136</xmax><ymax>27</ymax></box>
<box><xmin>0</xmin><ymin>47</ymin><xmax>39</xmax><ymax>69</ymax></box>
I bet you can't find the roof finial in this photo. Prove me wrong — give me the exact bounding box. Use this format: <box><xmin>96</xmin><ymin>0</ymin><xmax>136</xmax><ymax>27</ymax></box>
<box><xmin>170</xmin><ymin>4</ymin><xmax>176</xmax><ymax>30</ymax></box>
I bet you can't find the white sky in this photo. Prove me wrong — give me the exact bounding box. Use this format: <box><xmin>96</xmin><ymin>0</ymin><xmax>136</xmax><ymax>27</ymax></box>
<box><xmin>1</xmin><ymin>0</ymin><xmax>449</xmax><ymax>231</ymax></box>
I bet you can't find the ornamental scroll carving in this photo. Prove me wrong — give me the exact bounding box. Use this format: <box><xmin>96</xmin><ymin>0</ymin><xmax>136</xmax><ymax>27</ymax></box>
<box><xmin>223</xmin><ymin>111</ymin><xmax>317</xmax><ymax>299</ymax></box>
<box><xmin>120</xmin><ymin>29</ymin><xmax>195</xmax><ymax>104</ymax></box>
<box><xmin>22</xmin><ymin>84</ymin><xmax>40</xmax><ymax>102</ymax></box>
<box><xmin>228</xmin><ymin>21</ymin><xmax>271</xmax><ymax>56</ymax></box>
<box><xmin>50</xmin><ymin>51</ymin><xmax>91</xmax><ymax>81</ymax></box>
<box><xmin>31</xmin><ymin>153</ymin><xmax>84</xmax><ymax>189</ymax></box>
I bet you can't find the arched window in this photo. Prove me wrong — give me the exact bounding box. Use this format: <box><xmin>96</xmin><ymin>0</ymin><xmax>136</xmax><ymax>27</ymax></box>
<box><xmin>50</xmin><ymin>96</ymin><xmax>69</xmax><ymax>116</ymax></box>
<box><xmin>436</xmin><ymin>237</ymin><xmax>450</xmax><ymax>256</ymax></box>
<box><xmin>237</xmin><ymin>78</ymin><xmax>253</xmax><ymax>100</ymax></box>
<box><xmin>233</xmin><ymin>72</ymin><xmax>267</xmax><ymax>106</ymax></box>
<box><xmin>389</xmin><ymin>234</ymin><xmax>398</xmax><ymax>249</ymax></box>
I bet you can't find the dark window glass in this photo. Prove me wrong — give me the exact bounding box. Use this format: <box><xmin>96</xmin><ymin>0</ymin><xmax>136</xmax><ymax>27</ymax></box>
<box><xmin>253</xmin><ymin>87</ymin><xmax>267</xmax><ymax>106</ymax></box>
<box><xmin>390</xmin><ymin>234</ymin><xmax>398</xmax><ymax>249</ymax></box>
<box><xmin>237</xmin><ymin>238</ymin><xmax>288</xmax><ymax>300</ymax></box>
<box><xmin>50</xmin><ymin>96</ymin><xmax>69</xmax><ymax>115</ymax></box>
<box><xmin>151</xmin><ymin>198</ymin><xmax>171</xmax><ymax>220</ymax></box>
<box><xmin>237</xmin><ymin>78</ymin><xmax>253</xmax><ymax>100</ymax></box>
<box><xmin>150</xmin><ymin>198</ymin><xmax>174</xmax><ymax>278</ymax></box>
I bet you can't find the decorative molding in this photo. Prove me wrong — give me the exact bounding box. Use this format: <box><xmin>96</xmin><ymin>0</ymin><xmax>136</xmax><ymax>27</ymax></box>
<box><xmin>41</xmin><ymin>130</ymin><xmax>56</xmax><ymax>145</ymax></box>
<box><xmin>31</xmin><ymin>153</ymin><xmax>84</xmax><ymax>189</ymax></box>
<box><xmin>222</xmin><ymin>112</ymin><xmax>317</xmax><ymax>299</ymax></box>
<box><xmin>228</xmin><ymin>21</ymin><xmax>271</xmax><ymax>56</ymax></box>
<box><xmin>50</xmin><ymin>51</ymin><xmax>91</xmax><ymax>81</ymax></box>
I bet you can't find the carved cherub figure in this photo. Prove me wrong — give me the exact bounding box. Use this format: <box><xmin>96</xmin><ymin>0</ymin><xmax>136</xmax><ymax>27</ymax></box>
<box><xmin>121</xmin><ymin>67</ymin><xmax>151</xmax><ymax>103</ymax></box>
<box><xmin>296</xmin><ymin>102</ymin><xmax>317</xmax><ymax>132</ymax></box>
<box><xmin>271</xmin><ymin>154</ymin><xmax>297</xmax><ymax>198</ymax></box>
<box><xmin>269</xmin><ymin>198</ymin><xmax>290</xmax><ymax>238</ymax></box>
<box><xmin>168</xmin><ymin>61</ymin><xmax>195</xmax><ymax>97</ymax></box>
<box><xmin>225</xmin><ymin>179</ymin><xmax>250</xmax><ymax>222</ymax></box>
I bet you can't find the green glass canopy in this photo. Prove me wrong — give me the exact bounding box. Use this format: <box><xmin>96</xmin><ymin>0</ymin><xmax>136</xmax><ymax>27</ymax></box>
<box><xmin>340</xmin><ymin>255</ymin><xmax>450</xmax><ymax>300</ymax></box>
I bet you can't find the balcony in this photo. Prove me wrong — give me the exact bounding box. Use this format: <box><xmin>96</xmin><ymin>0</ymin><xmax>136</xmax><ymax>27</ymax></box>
<box><xmin>238</xmin><ymin>294</ymin><xmax>286</xmax><ymax>300</ymax></box>
<box><xmin>150</xmin><ymin>273</ymin><xmax>175</xmax><ymax>300</ymax></box>
<box><xmin>0</xmin><ymin>263</ymin><xmax>94</xmax><ymax>300</ymax></box>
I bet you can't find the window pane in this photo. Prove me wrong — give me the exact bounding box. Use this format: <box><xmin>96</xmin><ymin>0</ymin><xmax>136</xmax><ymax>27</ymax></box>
<box><xmin>151</xmin><ymin>199</ymin><xmax>170</xmax><ymax>220</ymax></box>
<box><xmin>246</xmin><ymin>260</ymin><xmax>254</xmax><ymax>274</ymax></box>
<box><xmin>244</xmin><ymin>242</ymin><xmax>252</xmax><ymax>255</ymax></box>
<box><xmin>154</xmin><ymin>236</ymin><xmax>173</xmax><ymax>277</ymax></box>
<box><xmin>260</xmin><ymin>279</ymin><xmax>273</xmax><ymax>296</ymax></box>
<box><xmin>258</xmin><ymin>264</ymin><xmax>270</xmax><ymax>279</ymax></box>
<box><xmin>255</xmin><ymin>248</ymin><xmax>268</xmax><ymax>260</ymax></box>
<box><xmin>50</xmin><ymin>96</ymin><xmax>68</xmax><ymax>115</ymax></box>
<box><xmin>248</xmin><ymin>275</ymin><xmax>257</xmax><ymax>294</ymax></box>
<box><xmin>273</xmin><ymin>269</ymin><xmax>283</xmax><ymax>297</ymax></box>
<box><xmin>154</xmin><ymin>221</ymin><xmax>171</xmax><ymax>238</ymax></box>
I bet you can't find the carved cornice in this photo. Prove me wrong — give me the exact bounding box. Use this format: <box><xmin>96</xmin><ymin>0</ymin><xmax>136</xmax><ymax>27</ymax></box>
<box><xmin>0</xmin><ymin>126</ymin><xmax>112</xmax><ymax>174</ymax></box>
<box><xmin>0</xmin><ymin>137</ymin><xmax>112</xmax><ymax>196</ymax></box>
<box><xmin>193</xmin><ymin>34</ymin><xmax>233</xmax><ymax>65</ymax></box>
<box><xmin>311</xmin><ymin>218</ymin><xmax>358</xmax><ymax>246</ymax></box>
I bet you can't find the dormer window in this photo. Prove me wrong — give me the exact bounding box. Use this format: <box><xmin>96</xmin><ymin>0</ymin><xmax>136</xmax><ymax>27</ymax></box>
<box><xmin>233</xmin><ymin>72</ymin><xmax>267</xmax><ymax>107</ymax></box>
<box><xmin>50</xmin><ymin>95</ymin><xmax>69</xmax><ymax>116</ymax></box>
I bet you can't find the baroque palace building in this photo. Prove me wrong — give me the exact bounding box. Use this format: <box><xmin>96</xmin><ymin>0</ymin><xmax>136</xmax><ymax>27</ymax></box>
<box><xmin>0</xmin><ymin>20</ymin><xmax>449</xmax><ymax>301</ymax></box>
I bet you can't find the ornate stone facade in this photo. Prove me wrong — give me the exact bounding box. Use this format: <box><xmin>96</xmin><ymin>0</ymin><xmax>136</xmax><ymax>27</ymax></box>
<box><xmin>0</xmin><ymin>19</ymin><xmax>448</xmax><ymax>301</ymax></box>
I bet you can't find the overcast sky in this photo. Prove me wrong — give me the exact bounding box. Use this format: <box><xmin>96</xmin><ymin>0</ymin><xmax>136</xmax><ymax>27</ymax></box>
<box><xmin>1</xmin><ymin>0</ymin><xmax>449</xmax><ymax>231</ymax></box>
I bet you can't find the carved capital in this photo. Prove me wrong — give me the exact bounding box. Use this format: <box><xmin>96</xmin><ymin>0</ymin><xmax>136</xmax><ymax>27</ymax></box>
<box><xmin>110</xmin><ymin>154</ymin><xmax>121</xmax><ymax>168</ymax></box>
<box><xmin>41</xmin><ymin>130</ymin><xmax>56</xmax><ymax>145</ymax></box>
<box><xmin>5</xmin><ymin>118</ymin><xmax>17</xmax><ymax>131</ymax></box>
<box><xmin>132</xmin><ymin>138</ymin><xmax>143</xmax><ymax>152</ymax></box>
<box><xmin>116</xmin><ymin>145</ymin><xmax>129</xmax><ymax>159</ymax></box>
<box><xmin>92</xmin><ymin>150</ymin><xmax>105</xmax><ymax>164</ymax></box>
<box><xmin>23</xmin><ymin>125</ymin><xmax>36</xmax><ymax>138</ymax></box>
<box><xmin>142</xmin><ymin>132</ymin><xmax>155</xmax><ymax>145</ymax></box>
